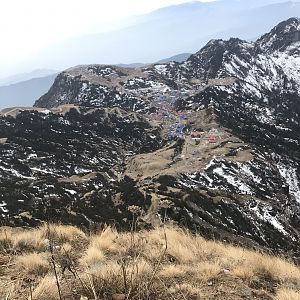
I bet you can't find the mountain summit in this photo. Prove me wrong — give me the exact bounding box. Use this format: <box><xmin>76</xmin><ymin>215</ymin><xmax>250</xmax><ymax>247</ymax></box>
<box><xmin>257</xmin><ymin>17</ymin><xmax>300</xmax><ymax>53</ymax></box>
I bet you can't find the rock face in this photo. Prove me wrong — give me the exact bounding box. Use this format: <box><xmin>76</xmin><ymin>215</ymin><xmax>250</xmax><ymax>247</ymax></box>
<box><xmin>1</xmin><ymin>18</ymin><xmax>300</xmax><ymax>256</ymax></box>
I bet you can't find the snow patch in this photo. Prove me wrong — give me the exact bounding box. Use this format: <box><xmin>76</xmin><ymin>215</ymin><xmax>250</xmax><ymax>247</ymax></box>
<box><xmin>277</xmin><ymin>163</ymin><xmax>300</xmax><ymax>203</ymax></box>
<box><xmin>213</xmin><ymin>167</ymin><xmax>253</xmax><ymax>195</ymax></box>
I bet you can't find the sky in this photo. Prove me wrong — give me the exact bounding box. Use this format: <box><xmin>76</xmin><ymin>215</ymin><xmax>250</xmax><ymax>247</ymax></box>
<box><xmin>0</xmin><ymin>0</ymin><xmax>215</xmax><ymax>76</ymax></box>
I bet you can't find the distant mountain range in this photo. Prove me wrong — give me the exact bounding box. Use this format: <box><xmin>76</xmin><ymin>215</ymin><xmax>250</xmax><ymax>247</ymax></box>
<box><xmin>3</xmin><ymin>0</ymin><xmax>300</xmax><ymax>109</ymax></box>
<box><xmin>19</xmin><ymin>0</ymin><xmax>300</xmax><ymax>72</ymax></box>
<box><xmin>0</xmin><ymin>74</ymin><xmax>57</xmax><ymax>109</ymax></box>
<box><xmin>156</xmin><ymin>53</ymin><xmax>191</xmax><ymax>64</ymax></box>
<box><xmin>116</xmin><ymin>53</ymin><xmax>192</xmax><ymax>68</ymax></box>
<box><xmin>0</xmin><ymin>69</ymin><xmax>58</xmax><ymax>86</ymax></box>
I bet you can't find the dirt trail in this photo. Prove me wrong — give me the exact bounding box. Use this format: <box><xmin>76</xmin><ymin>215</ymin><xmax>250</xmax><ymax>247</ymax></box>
<box><xmin>58</xmin><ymin>172</ymin><xmax>98</xmax><ymax>184</ymax></box>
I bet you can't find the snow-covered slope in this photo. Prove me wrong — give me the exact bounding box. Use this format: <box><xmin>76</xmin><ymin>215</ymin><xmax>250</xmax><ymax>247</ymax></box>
<box><xmin>2</xmin><ymin>18</ymin><xmax>300</xmax><ymax>258</ymax></box>
<box><xmin>0</xmin><ymin>107</ymin><xmax>163</xmax><ymax>227</ymax></box>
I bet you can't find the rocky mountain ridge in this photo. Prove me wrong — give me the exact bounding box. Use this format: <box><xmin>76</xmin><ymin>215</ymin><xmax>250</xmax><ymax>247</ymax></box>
<box><xmin>1</xmin><ymin>18</ymin><xmax>300</xmax><ymax>258</ymax></box>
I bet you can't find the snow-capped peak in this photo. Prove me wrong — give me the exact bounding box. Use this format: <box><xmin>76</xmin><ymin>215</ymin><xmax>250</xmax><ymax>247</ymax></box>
<box><xmin>256</xmin><ymin>17</ymin><xmax>300</xmax><ymax>54</ymax></box>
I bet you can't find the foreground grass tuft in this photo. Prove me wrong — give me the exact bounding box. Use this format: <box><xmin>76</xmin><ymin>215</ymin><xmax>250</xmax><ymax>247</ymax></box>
<box><xmin>0</xmin><ymin>224</ymin><xmax>299</xmax><ymax>299</ymax></box>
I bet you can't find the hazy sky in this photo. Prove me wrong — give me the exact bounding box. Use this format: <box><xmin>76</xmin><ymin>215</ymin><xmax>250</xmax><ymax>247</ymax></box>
<box><xmin>0</xmin><ymin>0</ymin><xmax>215</xmax><ymax>74</ymax></box>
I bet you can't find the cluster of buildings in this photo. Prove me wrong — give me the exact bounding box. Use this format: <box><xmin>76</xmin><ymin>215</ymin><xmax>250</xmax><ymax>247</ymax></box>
<box><xmin>190</xmin><ymin>131</ymin><xmax>218</xmax><ymax>144</ymax></box>
<box><xmin>149</xmin><ymin>89</ymin><xmax>222</xmax><ymax>145</ymax></box>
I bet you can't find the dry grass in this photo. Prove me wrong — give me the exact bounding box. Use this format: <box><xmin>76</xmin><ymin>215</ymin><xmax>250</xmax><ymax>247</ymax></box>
<box><xmin>0</xmin><ymin>224</ymin><xmax>299</xmax><ymax>300</ymax></box>
<box><xmin>31</xmin><ymin>275</ymin><xmax>58</xmax><ymax>300</ymax></box>
<box><xmin>15</xmin><ymin>252</ymin><xmax>50</xmax><ymax>276</ymax></box>
<box><xmin>168</xmin><ymin>282</ymin><xmax>202</xmax><ymax>299</ymax></box>
<box><xmin>90</xmin><ymin>226</ymin><xmax>118</xmax><ymax>254</ymax></box>
<box><xmin>39</xmin><ymin>223</ymin><xmax>87</xmax><ymax>244</ymax></box>
<box><xmin>60</xmin><ymin>242</ymin><xmax>72</xmax><ymax>254</ymax></box>
<box><xmin>159</xmin><ymin>264</ymin><xmax>187</xmax><ymax>278</ymax></box>
<box><xmin>13</xmin><ymin>229</ymin><xmax>48</xmax><ymax>253</ymax></box>
<box><xmin>79</xmin><ymin>246</ymin><xmax>106</xmax><ymax>267</ymax></box>
<box><xmin>275</xmin><ymin>288</ymin><xmax>300</xmax><ymax>300</ymax></box>
<box><xmin>0</xmin><ymin>227</ymin><xmax>13</xmax><ymax>251</ymax></box>
<box><xmin>195</xmin><ymin>261</ymin><xmax>222</xmax><ymax>282</ymax></box>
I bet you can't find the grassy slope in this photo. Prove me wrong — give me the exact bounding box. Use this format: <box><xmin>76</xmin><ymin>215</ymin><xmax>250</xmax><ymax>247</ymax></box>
<box><xmin>0</xmin><ymin>224</ymin><xmax>300</xmax><ymax>300</ymax></box>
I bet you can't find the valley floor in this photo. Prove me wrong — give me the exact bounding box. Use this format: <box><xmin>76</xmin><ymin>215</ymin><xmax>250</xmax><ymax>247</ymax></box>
<box><xmin>0</xmin><ymin>224</ymin><xmax>300</xmax><ymax>300</ymax></box>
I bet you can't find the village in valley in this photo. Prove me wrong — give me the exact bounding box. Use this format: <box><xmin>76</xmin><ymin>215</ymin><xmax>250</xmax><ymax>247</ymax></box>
<box><xmin>125</xmin><ymin>85</ymin><xmax>253</xmax><ymax>185</ymax></box>
<box><xmin>148</xmin><ymin>88</ymin><xmax>227</xmax><ymax>157</ymax></box>
<box><xmin>122</xmin><ymin>86</ymin><xmax>254</xmax><ymax>228</ymax></box>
